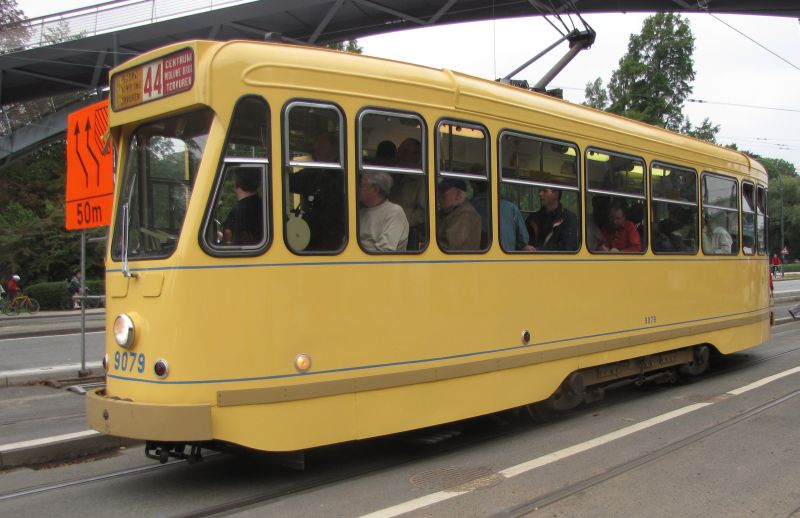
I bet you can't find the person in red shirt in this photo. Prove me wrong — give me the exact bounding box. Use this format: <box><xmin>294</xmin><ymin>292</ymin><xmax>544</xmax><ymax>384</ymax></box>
<box><xmin>597</xmin><ymin>203</ymin><xmax>641</xmax><ymax>252</ymax></box>
<box><xmin>771</xmin><ymin>254</ymin><xmax>781</xmax><ymax>276</ymax></box>
<box><xmin>6</xmin><ymin>274</ymin><xmax>20</xmax><ymax>300</ymax></box>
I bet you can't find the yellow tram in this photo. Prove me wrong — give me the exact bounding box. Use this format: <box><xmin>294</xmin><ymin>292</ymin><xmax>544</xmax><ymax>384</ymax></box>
<box><xmin>86</xmin><ymin>40</ymin><xmax>771</xmax><ymax>458</ymax></box>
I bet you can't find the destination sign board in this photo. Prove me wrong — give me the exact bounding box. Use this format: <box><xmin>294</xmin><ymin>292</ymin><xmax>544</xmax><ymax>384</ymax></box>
<box><xmin>111</xmin><ymin>48</ymin><xmax>194</xmax><ymax>111</ymax></box>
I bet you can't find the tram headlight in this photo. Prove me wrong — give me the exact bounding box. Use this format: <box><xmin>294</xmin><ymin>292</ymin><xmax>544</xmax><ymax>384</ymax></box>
<box><xmin>113</xmin><ymin>314</ymin><xmax>136</xmax><ymax>349</ymax></box>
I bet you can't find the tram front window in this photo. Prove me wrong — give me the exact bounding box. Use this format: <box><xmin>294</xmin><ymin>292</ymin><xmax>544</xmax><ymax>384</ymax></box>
<box><xmin>111</xmin><ymin>108</ymin><xmax>213</xmax><ymax>261</ymax></box>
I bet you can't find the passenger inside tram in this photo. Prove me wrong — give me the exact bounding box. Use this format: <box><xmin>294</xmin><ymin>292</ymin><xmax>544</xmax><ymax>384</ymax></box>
<box><xmin>390</xmin><ymin>138</ymin><xmax>427</xmax><ymax>250</ymax></box>
<box><xmin>436</xmin><ymin>177</ymin><xmax>481</xmax><ymax>251</ymax></box>
<box><xmin>289</xmin><ymin>132</ymin><xmax>347</xmax><ymax>252</ymax></box>
<box><xmin>526</xmin><ymin>187</ymin><xmax>578</xmax><ymax>251</ymax></box>
<box><xmin>595</xmin><ymin>201</ymin><xmax>642</xmax><ymax>252</ymax></box>
<box><xmin>357</xmin><ymin>171</ymin><xmax>409</xmax><ymax>252</ymax></box>
<box><xmin>222</xmin><ymin>167</ymin><xmax>263</xmax><ymax>245</ymax></box>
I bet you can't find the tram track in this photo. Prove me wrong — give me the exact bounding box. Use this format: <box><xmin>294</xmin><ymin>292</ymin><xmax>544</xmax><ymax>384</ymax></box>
<box><xmin>492</xmin><ymin>388</ymin><xmax>800</xmax><ymax>518</ymax></box>
<box><xmin>0</xmin><ymin>459</ymin><xmax>188</xmax><ymax>502</ymax></box>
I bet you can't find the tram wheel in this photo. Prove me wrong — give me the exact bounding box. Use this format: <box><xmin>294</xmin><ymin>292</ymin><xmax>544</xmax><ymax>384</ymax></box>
<box><xmin>679</xmin><ymin>345</ymin><xmax>710</xmax><ymax>377</ymax></box>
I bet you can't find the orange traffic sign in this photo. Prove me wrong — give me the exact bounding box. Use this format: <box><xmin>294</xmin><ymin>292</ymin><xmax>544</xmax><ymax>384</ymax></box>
<box><xmin>65</xmin><ymin>100</ymin><xmax>113</xmax><ymax>230</ymax></box>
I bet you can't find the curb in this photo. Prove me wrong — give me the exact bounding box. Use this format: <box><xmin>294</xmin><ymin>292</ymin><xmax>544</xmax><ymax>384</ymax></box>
<box><xmin>0</xmin><ymin>324</ymin><xmax>105</xmax><ymax>340</ymax></box>
<box><xmin>0</xmin><ymin>363</ymin><xmax>104</xmax><ymax>388</ymax></box>
<box><xmin>0</xmin><ymin>432</ymin><xmax>140</xmax><ymax>470</ymax></box>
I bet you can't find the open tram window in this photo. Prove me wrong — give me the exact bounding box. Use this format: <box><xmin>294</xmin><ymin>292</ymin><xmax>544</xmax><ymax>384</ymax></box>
<box><xmin>499</xmin><ymin>131</ymin><xmax>580</xmax><ymax>252</ymax></box>
<box><xmin>756</xmin><ymin>185</ymin><xmax>768</xmax><ymax>255</ymax></box>
<box><xmin>650</xmin><ymin>163</ymin><xmax>698</xmax><ymax>254</ymax></box>
<box><xmin>742</xmin><ymin>182</ymin><xmax>756</xmax><ymax>255</ymax></box>
<box><xmin>283</xmin><ymin>102</ymin><xmax>346</xmax><ymax>254</ymax></box>
<box><xmin>585</xmin><ymin>149</ymin><xmax>646</xmax><ymax>253</ymax></box>
<box><xmin>701</xmin><ymin>173</ymin><xmax>739</xmax><ymax>255</ymax></box>
<box><xmin>435</xmin><ymin>120</ymin><xmax>489</xmax><ymax>253</ymax></box>
<box><xmin>111</xmin><ymin>108</ymin><xmax>213</xmax><ymax>261</ymax></box>
<box><xmin>202</xmin><ymin>97</ymin><xmax>270</xmax><ymax>255</ymax></box>
<box><xmin>357</xmin><ymin>109</ymin><xmax>427</xmax><ymax>252</ymax></box>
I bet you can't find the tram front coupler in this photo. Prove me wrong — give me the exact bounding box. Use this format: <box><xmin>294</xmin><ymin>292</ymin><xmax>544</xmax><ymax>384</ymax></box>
<box><xmin>145</xmin><ymin>441</ymin><xmax>203</xmax><ymax>464</ymax></box>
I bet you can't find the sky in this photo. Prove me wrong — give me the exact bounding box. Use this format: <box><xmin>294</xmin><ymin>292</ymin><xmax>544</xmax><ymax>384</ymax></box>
<box><xmin>17</xmin><ymin>1</ymin><xmax>800</xmax><ymax>171</ymax></box>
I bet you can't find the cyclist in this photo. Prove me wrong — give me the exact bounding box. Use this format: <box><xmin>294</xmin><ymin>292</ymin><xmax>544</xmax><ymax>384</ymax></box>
<box><xmin>6</xmin><ymin>274</ymin><xmax>20</xmax><ymax>300</ymax></box>
<box><xmin>68</xmin><ymin>271</ymin><xmax>82</xmax><ymax>309</ymax></box>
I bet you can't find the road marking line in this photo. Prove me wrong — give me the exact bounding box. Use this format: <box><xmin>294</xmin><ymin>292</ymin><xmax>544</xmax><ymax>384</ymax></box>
<box><xmin>0</xmin><ymin>430</ymin><xmax>99</xmax><ymax>453</ymax></box>
<box><xmin>360</xmin><ymin>403</ymin><xmax>711</xmax><ymax>518</ymax></box>
<box><xmin>727</xmin><ymin>366</ymin><xmax>800</xmax><ymax>395</ymax></box>
<box><xmin>0</xmin><ymin>332</ymin><xmax>105</xmax><ymax>342</ymax></box>
<box><xmin>360</xmin><ymin>366</ymin><xmax>800</xmax><ymax>518</ymax></box>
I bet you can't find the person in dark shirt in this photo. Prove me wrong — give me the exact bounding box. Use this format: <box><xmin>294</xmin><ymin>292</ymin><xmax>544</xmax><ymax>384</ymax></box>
<box><xmin>289</xmin><ymin>133</ymin><xmax>346</xmax><ymax>251</ymax></box>
<box><xmin>526</xmin><ymin>188</ymin><xmax>578</xmax><ymax>251</ymax></box>
<box><xmin>223</xmin><ymin>167</ymin><xmax>263</xmax><ymax>246</ymax></box>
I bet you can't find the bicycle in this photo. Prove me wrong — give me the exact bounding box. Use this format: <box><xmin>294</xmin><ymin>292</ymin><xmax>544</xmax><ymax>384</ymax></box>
<box><xmin>2</xmin><ymin>293</ymin><xmax>40</xmax><ymax>315</ymax></box>
<box><xmin>60</xmin><ymin>287</ymin><xmax>104</xmax><ymax>310</ymax></box>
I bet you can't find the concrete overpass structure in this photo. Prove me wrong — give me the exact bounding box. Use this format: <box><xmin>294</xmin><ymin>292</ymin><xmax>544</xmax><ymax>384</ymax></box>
<box><xmin>0</xmin><ymin>0</ymin><xmax>798</xmax><ymax>164</ymax></box>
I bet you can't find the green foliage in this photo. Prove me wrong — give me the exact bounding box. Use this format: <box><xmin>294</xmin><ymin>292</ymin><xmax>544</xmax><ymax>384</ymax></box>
<box><xmin>682</xmin><ymin>118</ymin><xmax>720</xmax><ymax>143</ymax></box>
<box><xmin>0</xmin><ymin>138</ymin><xmax>106</xmax><ymax>284</ymax></box>
<box><xmin>607</xmin><ymin>13</ymin><xmax>695</xmax><ymax>130</ymax></box>
<box><xmin>583</xmin><ymin>77</ymin><xmax>608</xmax><ymax>110</ymax></box>
<box><xmin>0</xmin><ymin>0</ymin><xmax>29</xmax><ymax>52</ymax></box>
<box><xmin>583</xmin><ymin>12</ymin><xmax>719</xmax><ymax>143</ymax></box>
<box><xmin>26</xmin><ymin>279</ymin><xmax>104</xmax><ymax>310</ymax></box>
<box><xmin>758</xmin><ymin>156</ymin><xmax>799</xmax><ymax>258</ymax></box>
<box><xmin>326</xmin><ymin>39</ymin><xmax>363</xmax><ymax>54</ymax></box>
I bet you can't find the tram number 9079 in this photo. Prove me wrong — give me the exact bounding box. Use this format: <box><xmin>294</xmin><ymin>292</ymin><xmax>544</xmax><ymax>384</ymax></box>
<box><xmin>114</xmin><ymin>351</ymin><xmax>145</xmax><ymax>374</ymax></box>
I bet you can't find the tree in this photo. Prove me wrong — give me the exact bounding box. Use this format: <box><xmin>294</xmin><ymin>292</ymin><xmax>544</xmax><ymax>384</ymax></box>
<box><xmin>583</xmin><ymin>12</ymin><xmax>719</xmax><ymax>142</ymax></box>
<box><xmin>745</xmin><ymin>154</ymin><xmax>799</xmax><ymax>258</ymax></box>
<box><xmin>0</xmin><ymin>0</ymin><xmax>29</xmax><ymax>52</ymax></box>
<box><xmin>0</xmin><ymin>140</ymin><xmax>106</xmax><ymax>283</ymax></box>
<box><xmin>326</xmin><ymin>39</ymin><xmax>363</xmax><ymax>54</ymax></box>
<box><xmin>583</xmin><ymin>77</ymin><xmax>608</xmax><ymax>110</ymax></box>
<box><xmin>682</xmin><ymin>117</ymin><xmax>720</xmax><ymax>143</ymax></box>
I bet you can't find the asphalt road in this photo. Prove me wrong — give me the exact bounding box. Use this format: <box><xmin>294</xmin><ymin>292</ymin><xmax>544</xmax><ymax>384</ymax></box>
<box><xmin>1</xmin><ymin>321</ymin><xmax>799</xmax><ymax>517</ymax></box>
<box><xmin>0</xmin><ymin>329</ymin><xmax>104</xmax><ymax>372</ymax></box>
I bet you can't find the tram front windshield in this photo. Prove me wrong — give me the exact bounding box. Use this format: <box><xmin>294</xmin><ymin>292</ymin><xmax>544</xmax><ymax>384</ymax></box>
<box><xmin>111</xmin><ymin>108</ymin><xmax>213</xmax><ymax>261</ymax></box>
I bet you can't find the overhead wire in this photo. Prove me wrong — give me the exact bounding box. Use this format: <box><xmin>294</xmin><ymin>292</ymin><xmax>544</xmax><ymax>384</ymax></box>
<box><xmin>703</xmin><ymin>12</ymin><xmax>800</xmax><ymax>72</ymax></box>
<box><xmin>688</xmin><ymin>98</ymin><xmax>800</xmax><ymax>113</ymax></box>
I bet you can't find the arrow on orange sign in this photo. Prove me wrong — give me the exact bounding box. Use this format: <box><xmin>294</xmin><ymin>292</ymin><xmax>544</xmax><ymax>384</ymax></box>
<box><xmin>84</xmin><ymin>119</ymin><xmax>100</xmax><ymax>186</ymax></box>
<box><xmin>73</xmin><ymin>121</ymin><xmax>90</xmax><ymax>188</ymax></box>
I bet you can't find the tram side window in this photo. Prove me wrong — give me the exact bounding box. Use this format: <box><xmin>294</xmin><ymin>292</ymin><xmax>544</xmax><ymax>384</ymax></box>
<box><xmin>203</xmin><ymin>97</ymin><xmax>270</xmax><ymax>254</ymax></box>
<box><xmin>757</xmin><ymin>185</ymin><xmax>768</xmax><ymax>255</ymax></box>
<box><xmin>585</xmin><ymin>149</ymin><xmax>646</xmax><ymax>253</ymax></box>
<box><xmin>358</xmin><ymin>110</ymin><xmax>427</xmax><ymax>252</ymax></box>
<box><xmin>650</xmin><ymin>163</ymin><xmax>698</xmax><ymax>254</ymax></box>
<box><xmin>701</xmin><ymin>174</ymin><xmax>739</xmax><ymax>255</ymax></box>
<box><xmin>283</xmin><ymin>102</ymin><xmax>346</xmax><ymax>254</ymax></box>
<box><xmin>742</xmin><ymin>182</ymin><xmax>756</xmax><ymax>255</ymax></box>
<box><xmin>499</xmin><ymin>132</ymin><xmax>580</xmax><ymax>252</ymax></box>
<box><xmin>435</xmin><ymin>121</ymin><xmax>489</xmax><ymax>253</ymax></box>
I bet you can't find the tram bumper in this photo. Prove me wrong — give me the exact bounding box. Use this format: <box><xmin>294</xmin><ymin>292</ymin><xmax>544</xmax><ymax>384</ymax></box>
<box><xmin>86</xmin><ymin>388</ymin><xmax>213</xmax><ymax>441</ymax></box>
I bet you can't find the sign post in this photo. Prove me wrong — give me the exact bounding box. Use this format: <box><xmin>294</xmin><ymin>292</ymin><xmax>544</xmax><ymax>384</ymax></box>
<box><xmin>65</xmin><ymin>99</ymin><xmax>113</xmax><ymax>376</ymax></box>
